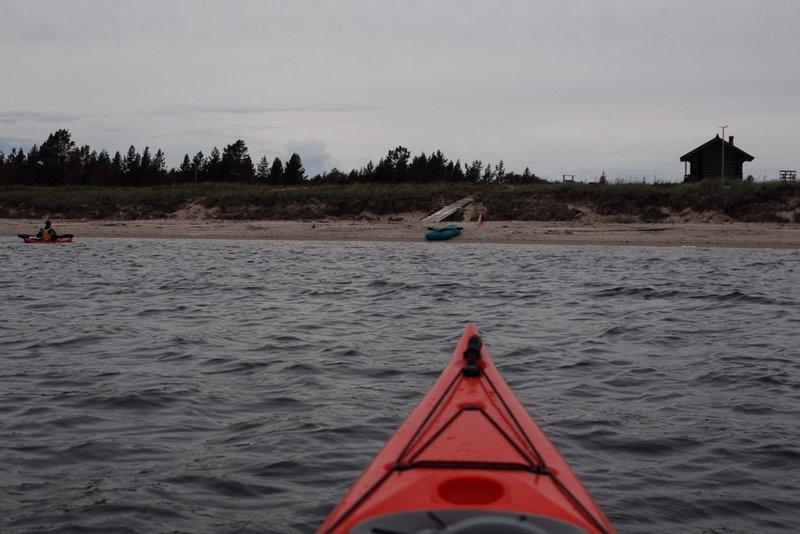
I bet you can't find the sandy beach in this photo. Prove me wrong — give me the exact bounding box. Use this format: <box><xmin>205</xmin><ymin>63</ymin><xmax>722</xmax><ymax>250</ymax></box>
<box><xmin>4</xmin><ymin>216</ymin><xmax>800</xmax><ymax>248</ymax></box>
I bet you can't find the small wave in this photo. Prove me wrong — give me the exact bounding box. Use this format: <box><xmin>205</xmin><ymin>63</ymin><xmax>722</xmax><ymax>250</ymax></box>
<box><xmin>77</xmin><ymin>390</ymin><xmax>182</xmax><ymax>411</ymax></box>
<box><xmin>591</xmin><ymin>286</ymin><xmax>683</xmax><ymax>300</ymax></box>
<box><xmin>589</xmin><ymin>435</ymin><xmax>703</xmax><ymax>457</ymax></box>
<box><xmin>689</xmin><ymin>289</ymin><xmax>781</xmax><ymax>306</ymax></box>
<box><xmin>201</xmin><ymin>358</ymin><xmax>274</xmax><ymax>375</ymax></box>
<box><xmin>61</xmin><ymin>440</ymin><xmax>171</xmax><ymax>463</ymax></box>
<box><xmin>749</xmin><ymin>443</ymin><xmax>800</xmax><ymax>468</ymax></box>
<box><xmin>164</xmin><ymin>474</ymin><xmax>284</xmax><ymax>499</ymax></box>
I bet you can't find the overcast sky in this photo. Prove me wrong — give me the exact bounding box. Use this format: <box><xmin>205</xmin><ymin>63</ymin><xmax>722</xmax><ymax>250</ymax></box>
<box><xmin>2</xmin><ymin>0</ymin><xmax>798</xmax><ymax>181</ymax></box>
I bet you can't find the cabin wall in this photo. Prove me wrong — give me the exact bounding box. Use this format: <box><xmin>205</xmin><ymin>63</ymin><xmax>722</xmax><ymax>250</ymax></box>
<box><xmin>687</xmin><ymin>145</ymin><xmax>745</xmax><ymax>180</ymax></box>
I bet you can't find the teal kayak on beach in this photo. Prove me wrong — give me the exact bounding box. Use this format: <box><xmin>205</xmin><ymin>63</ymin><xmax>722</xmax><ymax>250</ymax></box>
<box><xmin>425</xmin><ymin>224</ymin><xmax>462</xmax><ymax>241</ymax></box>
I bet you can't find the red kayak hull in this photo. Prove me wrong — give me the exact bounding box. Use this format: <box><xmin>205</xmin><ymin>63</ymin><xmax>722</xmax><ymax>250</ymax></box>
<box><xmin>318</xmin><ymin>324</ymin><xmax>615</xmax><ymax>533</ymax></box>
<box><xmin>23</xmin><ymin>237</ymin><xmax>73</xmax><ymax>243</ymax></box>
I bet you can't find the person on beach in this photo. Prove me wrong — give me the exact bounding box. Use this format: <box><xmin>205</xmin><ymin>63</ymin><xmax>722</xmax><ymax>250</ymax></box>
<box><xmin>36</xmin><ymin>220</ymin><xmax>58</xmax><ymax>241</ymax></box>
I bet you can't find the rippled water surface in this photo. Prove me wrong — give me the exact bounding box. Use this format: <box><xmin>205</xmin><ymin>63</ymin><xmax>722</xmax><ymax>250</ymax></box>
<box><xmin>1</xmin><ymin>237</ymin><xmax>799</xmax><ymax>533</ymax></box>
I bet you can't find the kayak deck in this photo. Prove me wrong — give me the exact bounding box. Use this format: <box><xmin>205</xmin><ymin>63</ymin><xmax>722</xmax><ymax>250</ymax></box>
<box><xmin>318</xmin><ymin>324</ymin><xmax>614</xmax><ymax>533</ymax></box>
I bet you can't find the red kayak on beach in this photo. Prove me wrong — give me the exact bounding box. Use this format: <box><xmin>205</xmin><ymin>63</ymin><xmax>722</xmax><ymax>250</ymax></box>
<box><xmin>318</xmin><ymin>324</ymin><xmax>615</xmax><ymax>534</ymax></box>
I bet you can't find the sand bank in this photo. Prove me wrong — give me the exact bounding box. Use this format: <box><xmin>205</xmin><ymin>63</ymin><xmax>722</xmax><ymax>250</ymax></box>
<box><xmin>4</xmin><ymin>217</ymin><xmax>800</xmax><ymax>249</ymax></box>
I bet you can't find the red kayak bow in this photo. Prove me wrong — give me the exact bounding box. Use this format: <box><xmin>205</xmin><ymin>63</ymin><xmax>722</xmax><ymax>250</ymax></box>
<box><xmin>318</xmin><ymin>324</ymin><xmax>615</xmax><ymax>534</ymax></box>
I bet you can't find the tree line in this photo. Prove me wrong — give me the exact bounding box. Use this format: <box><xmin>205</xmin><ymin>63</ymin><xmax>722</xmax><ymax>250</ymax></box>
<box><xmin>0</xmin><ymin>129</ymin><xmax>543</xmax><ymax>187</ymax></box>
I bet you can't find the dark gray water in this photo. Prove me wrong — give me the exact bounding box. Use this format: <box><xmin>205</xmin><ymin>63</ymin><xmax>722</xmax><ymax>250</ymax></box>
<box><xmin>1</xmin><ymin>237</ymin><xmax>799</xmax><ymax>533</ymax></box>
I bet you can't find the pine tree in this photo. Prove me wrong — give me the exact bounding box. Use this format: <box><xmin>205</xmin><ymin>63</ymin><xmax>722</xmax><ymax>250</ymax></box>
<box><xmin>123</xmin><ymin>146</ymin><xmax>141</xmax><ymax>185</ymax></box>
<box><xmin>495</xmin><ymin>160</ymin><xmax>506</xmax><ymax>181</ymax></box>
<box><xmin>140</xmin><ymin>147</ymin><xmax>153</xmax><ymax>184</ymax></box>
<box><xmin>206</xmin><ymin>147</ymin><xmax>222</xmax><ymax>180</ymax></box>
<box><xmin>179</xmin><ymin>154</ymin><xmax>192</xmax><ymax>182</ymax></box>
<box><xmin>95</xmin><ymin>150</ymin><xmax>113</xmax><ymax>185</ymax></box>
<box><xmin>38</xmin><ymin>129</ymin><xmax>77</xmax><ymax>185</ymax></box>
<box><xmin>284</xmin><ymin>153</ymin><xmax>306</xmax><ymax>184</ymax></box>
<box><xmin>179</xmin><ymin>154</ymin><xmax>192</xmax><ymax>173</ymax></box>
<box><xmin>482</xmin><ymin>162</ymin><xmax>495</xmax><ymax>183</ymax></box>
<box><xmin>268</xmin><ymin>157</ymin><xmax>283</xmax><ymax>185</ymax></box>
<box><xmin>153</xmin><ymin>149</ymin><xmax>167</xmax><ymax>174</ymax></box>
<box><xmin>111</xmin><ymin>151</ymin><xmax>123</xmax><ymax>186</ymax></box>
<box><xmin>221</xmin><ymin>140</ymin><xmax>255</xmax><ymax>181</ymax></box>
<box><xmin>465</xmin><ymin>160</ymin><xmax>482</xmax><ymax>182</ymax></box>
<box><xmin>256</xmin><ymin>156</ymin><xmax>270</xmax><ymax>181</ymax></box>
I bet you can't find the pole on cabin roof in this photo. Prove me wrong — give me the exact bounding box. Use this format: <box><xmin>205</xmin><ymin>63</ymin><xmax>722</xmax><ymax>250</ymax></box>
<box><xmin>719</xmin><ymin>125</ymin><xmax>727</xmax><ymax>181</ymax></box>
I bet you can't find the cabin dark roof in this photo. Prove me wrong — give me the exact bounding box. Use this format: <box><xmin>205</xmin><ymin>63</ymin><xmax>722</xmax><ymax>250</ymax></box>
<box><xmin>680</xmin><ymin>135</ymin><xmax>754</xmax><ymax>162</ymax></box>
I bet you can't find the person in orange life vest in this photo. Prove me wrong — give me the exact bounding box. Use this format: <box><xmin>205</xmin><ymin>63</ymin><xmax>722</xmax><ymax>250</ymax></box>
<box><xmin>36</xmin><ymin>220</ymin><xmax>58</xmax><ymax>241</ymax></box>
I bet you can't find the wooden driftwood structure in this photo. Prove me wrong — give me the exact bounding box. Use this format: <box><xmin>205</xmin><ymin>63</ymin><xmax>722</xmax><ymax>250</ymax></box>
<box><xmin>421</xmin><ymin>197</ymin><xmax>474</xmax><ymax>223</ymax></box>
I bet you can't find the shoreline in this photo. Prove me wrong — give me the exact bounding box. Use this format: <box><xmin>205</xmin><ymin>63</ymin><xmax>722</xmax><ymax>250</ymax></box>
<box><xmin>3</xmin><ymin>217</ymin><xmax>800</xmax><ymax>249</ymax></box>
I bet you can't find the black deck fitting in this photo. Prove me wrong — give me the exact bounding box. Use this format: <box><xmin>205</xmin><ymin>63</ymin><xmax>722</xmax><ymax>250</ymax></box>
<box><xmin>462</xmin><ymin>335</ymin><xmax>483</xmax><ymax>376</ymax></box>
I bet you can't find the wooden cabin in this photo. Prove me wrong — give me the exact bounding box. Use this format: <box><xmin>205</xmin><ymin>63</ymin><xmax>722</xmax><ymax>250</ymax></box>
<box><xmin>680</xmin><ymin>135</ymin><xmax>754</xmax><ymax>182</ymax></box>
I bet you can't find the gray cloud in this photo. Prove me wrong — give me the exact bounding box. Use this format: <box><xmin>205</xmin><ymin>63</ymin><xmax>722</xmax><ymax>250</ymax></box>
<box><xmin>2</xmin><ymin>0</ymin><xmax>798</xmax><ymax>180</ymax></box>
<box><xmin>0</xmin><ymin>111</ymin><xmax>81</xmax><ymax>124</ymax></box>
<box><xmin>149</xmin><ymin>105</ymin><xmax>381</xmax><ymax>117</ymax></box>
